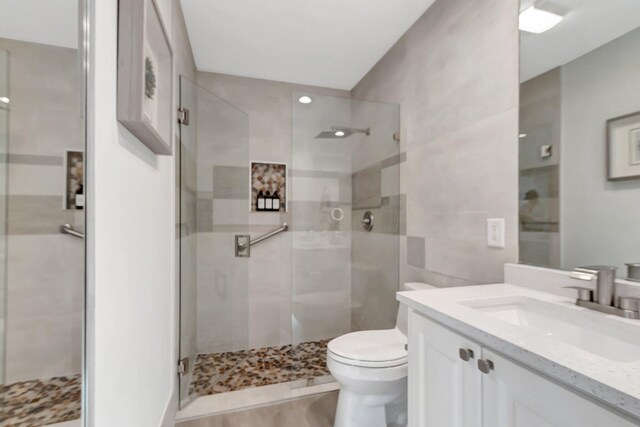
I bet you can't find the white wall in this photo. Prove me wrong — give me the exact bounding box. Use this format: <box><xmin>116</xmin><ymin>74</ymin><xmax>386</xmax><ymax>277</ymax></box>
<box><xmin>87</xmin><ymin>0</ymin><xmax>178</xmax><ymax>425</ymax></box>
<box><xmin>561</xmin><ymin>27</ymin><xmax>640</xmax><ymax>272</ymax></box>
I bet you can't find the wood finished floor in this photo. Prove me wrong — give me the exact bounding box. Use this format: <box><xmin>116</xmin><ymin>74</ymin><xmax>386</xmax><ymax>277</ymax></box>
<box><xmin>175</xmin><ymin>391</ymin><xmax>338</xmax><ymax>427</ymax></box>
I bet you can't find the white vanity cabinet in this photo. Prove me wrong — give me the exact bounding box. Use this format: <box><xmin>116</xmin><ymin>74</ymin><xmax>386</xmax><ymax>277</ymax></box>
<box><xmin>408</xmin><ymin>310</ymin><xmax>482</xmax><ymax>426</ymax></box>
<box><xmin>408</xmin><ymin>310</ymin><xmax>637</xmax><ymax>427</ymax></box>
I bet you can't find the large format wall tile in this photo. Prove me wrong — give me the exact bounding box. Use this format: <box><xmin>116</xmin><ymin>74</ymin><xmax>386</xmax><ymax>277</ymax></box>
<box><xmin>353</xmin><ymin>0</ymin><xmax>520</xmax><ymax>286</ymax></box>
<box><xmin>0</xmin><ymin>38</ymin><xmax>85</xmax><ymax>382</ymax></box>
<box><xmin>195</xmin><ymin>74</ymin><xmax>349</xmax><ymax>350</ymax></box>
<box><xmin>5</xmin><ymin>235</ymin><xmax>84</xmax><ymax>382</ymax></box>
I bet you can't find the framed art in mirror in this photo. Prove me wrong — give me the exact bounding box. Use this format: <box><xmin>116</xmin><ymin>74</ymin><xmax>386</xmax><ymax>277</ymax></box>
<box><xmin>607</xmin><ymin>111</ymin><xmax>640</xmax><ymax>181</ymax></box>
<box><xmin>117</xmin><ymin>0</ymin><xmax>173</xmax><ymax>155</ymax></box>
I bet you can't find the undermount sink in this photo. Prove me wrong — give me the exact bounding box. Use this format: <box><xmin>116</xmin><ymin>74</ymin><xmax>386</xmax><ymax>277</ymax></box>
<box><xmin>460</xmin><ymin>295</ymin><xmax>640</xmax><ymax>363</ymax></box>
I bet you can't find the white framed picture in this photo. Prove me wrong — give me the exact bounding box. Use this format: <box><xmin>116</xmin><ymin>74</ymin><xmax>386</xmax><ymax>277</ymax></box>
<box><xmin>117</xmin><ymin>0</ymin><xmax>173</xmax><ymax>155</ymax></box>
<box><xmin>607</xmin><ymin>111</ymin><xmax>640</xmax><ymax>180</ymax></box>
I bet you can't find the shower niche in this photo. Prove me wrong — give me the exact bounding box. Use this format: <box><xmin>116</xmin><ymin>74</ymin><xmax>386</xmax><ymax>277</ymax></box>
<box><xmin>251</xmin><ymin>161</ymin><xmax>287</xmax><ymax>212</ymax></box>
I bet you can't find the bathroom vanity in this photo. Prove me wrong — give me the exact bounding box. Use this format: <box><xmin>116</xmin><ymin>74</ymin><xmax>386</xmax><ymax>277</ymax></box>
<box><xmin>398</xmin><ymin>265</ymin><xmax>640</xmax><ymax>426</ymax></box>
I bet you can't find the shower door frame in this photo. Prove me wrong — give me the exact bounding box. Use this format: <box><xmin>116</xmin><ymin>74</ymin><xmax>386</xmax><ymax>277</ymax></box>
<box><xmin>177</xmin><ymin>76</ymin><xmax>251</xmax><ymax>409</ymax></box>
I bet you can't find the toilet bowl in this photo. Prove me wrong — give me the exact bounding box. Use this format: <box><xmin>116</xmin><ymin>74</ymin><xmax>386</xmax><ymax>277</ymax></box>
<box><xmin>327</xmin><ymin>282</ymin><xmax>435</xmax><ymax>427</ymax></box>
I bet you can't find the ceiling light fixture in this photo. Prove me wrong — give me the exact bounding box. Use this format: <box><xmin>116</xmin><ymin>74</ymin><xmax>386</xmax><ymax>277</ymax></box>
<box><xmin>334</xmin><ymin>130</ymin><xmax>346</xmax><ymax>137</ymax></box>
<box><xmin>0</xmin><ymin>96</ymin><xmax>8</xmax><ymax>104</ymax></box>
<box><xmin>519</xmin><ymin>6</ymin><xmax>563</xmax><ymax>34</ymax></box>
<box><xmin>298</xmin><ymin>95</ymin><xmax>312</xmax><ymax>104</ymax></box>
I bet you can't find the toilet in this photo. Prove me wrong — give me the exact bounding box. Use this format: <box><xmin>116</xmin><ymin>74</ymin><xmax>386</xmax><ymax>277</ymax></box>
<box><xmin>327</xmin><ymin>282</ymin><xmax>436</xmax><ymax>427</ymax></box>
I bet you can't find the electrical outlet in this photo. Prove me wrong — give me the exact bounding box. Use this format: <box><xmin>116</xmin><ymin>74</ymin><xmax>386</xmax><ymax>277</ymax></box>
<box><xmin>487</xmin><ymin>218</ymin><xmax>505</xmax><ymax>248</ymax></box>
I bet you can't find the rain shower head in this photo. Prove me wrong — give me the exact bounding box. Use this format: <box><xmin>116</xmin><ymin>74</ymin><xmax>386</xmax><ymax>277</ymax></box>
<box><xmin>315</xmin><ymin>126</ymin><xmax>370</xmax><ymax>139</ymax></box>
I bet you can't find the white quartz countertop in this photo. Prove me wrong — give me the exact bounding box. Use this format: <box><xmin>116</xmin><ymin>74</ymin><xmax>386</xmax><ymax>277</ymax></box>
<box><xmin>398</xmin><ymin>284</ymin><xmax>640</xmax><ymax>420</ymax></box>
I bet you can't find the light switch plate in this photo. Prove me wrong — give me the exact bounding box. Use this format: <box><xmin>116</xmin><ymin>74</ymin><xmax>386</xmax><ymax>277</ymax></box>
<box><xmin>487</xmin><ymin>218</ymin><xmax>505</xmax><ymax>248</ymax></box>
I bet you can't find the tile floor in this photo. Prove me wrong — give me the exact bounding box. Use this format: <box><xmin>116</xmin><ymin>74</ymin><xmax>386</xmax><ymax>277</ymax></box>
<box><xmin>175</xmin><ymin>391</ymin><xmax>338</xmax><ymax>427</ymax></box>
<box><xmin>188</xmin><ymin>340</ymin><xmax>331</xmax><ymax>398</ymax></box>
<box><xmin>0</xmin><ymin>375</ymin><xmax>81</xmax><ymax>427</ymax></box>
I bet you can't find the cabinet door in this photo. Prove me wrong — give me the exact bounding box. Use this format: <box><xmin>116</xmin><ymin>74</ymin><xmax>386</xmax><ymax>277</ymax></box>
<box><xmin>480</xmin><ymin>349</ymin><xmax>637</xmax><ymax>427</ymax></box>
<box><xmin>408</xmin><ymin>311</ymin><xmax>482</xmax><ymax>427</ymax></box>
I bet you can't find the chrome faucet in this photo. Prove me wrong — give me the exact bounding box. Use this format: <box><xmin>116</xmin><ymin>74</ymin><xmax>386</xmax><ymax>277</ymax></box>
<box><xmin>567</xmin><ymin>265</ymin><xmax>640</xmax><ymax>319</ymax></box>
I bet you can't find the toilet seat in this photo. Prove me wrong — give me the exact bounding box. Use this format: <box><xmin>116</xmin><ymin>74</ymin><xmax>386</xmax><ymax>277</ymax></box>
<box><xmin>327</xmin><ymin>329</ymin><xmax>407</xmax><ymax>368</ymax></box>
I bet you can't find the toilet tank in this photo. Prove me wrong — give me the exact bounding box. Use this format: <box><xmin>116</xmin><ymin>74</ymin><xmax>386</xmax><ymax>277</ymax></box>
<box><xmin>396</xmin><ymin>282</ymin><xmax>436</xmax><ymax>336</ymax></box>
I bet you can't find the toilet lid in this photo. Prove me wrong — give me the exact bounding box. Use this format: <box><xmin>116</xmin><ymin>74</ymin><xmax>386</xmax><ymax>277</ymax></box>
<box><xmin>328</xmin><ymin>329</ymin><xmax>407</xmax><ymax>367</ymax></box>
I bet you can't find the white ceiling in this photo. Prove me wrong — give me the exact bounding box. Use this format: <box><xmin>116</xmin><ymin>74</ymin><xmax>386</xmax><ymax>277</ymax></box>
<box><xmin>0</xmin><ymin>0</ymin><xmax>78</xmax><ymax>49</ymax></box>
<box><xmin>180</xmin><ymin>0</ymin><xmax>435</xmax><ymax>90</ymax></box>
<box><xmin>520</xmin><ymin>0</ymin><xmax>640</xmax><ymax>82</ymax></box>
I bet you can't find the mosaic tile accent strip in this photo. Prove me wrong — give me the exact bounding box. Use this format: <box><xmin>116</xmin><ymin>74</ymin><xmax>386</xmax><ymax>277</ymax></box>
<box><xmin>188</xmin><ymin>339</ymin><xmax>331</xmax><ymax>398</ymax></box>
<box><xmin>0</xmin><ymin>375</ymin><xmax>81</xmax><ymax>427</ymax></box>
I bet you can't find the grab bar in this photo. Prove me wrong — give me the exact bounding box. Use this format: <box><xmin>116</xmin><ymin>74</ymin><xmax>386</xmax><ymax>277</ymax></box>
<box><xmin>235</xmin><ymin>223</ymin><xmax>288</xmax><ymax>257</ymax></box>
<box><xmin>60</xmin><ymin>223</ymin><xmax>84</xmax><ymax>239</ymax></box>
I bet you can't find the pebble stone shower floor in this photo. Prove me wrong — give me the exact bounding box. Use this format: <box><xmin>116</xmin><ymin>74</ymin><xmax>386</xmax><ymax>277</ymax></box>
<box><xmin>0</xmin><ymin>340</ymin><xmax>330</xmax><ymax>426</ymax></box>
<box><xmin>188</xmin><ymin>339</ymin><xmax>331</xmax><ymax>398</ymax></box>
<box><xmin>0</xmin><ymin>375</ymin><xmax>81</xmax><ymax>427</ymax></box>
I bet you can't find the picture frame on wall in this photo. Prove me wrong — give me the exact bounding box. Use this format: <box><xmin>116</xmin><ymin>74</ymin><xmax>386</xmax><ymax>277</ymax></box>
<box><xmin>117</xmin><ymin>0</ymin><xmax>173</xmax><ymax>155</ymax></box>
<box><xmin>250</xmin><ymin>162</ymin><xmax>287</xmax><ymax>212</ymax></box>
<box><xmin>607</xmin><ymin>111</ymin><xmax>640</xmax><ymax>180</ymax></box>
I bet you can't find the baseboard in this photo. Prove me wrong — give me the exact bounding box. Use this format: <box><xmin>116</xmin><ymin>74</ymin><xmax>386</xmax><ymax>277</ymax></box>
<box><xmin>160</xmin><ymin>385</ymin><xmax>178</xmax><ymax>427</ymax></box>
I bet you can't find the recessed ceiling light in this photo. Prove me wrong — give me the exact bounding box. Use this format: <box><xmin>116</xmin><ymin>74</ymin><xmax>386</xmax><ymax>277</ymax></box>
<box><xmin>0</xmin><ymin>96</ymin><xmax>8</xmax><ymax>104</ymax></box>
<box><xmin>334</xmin><ymin>130</ymin><xmax>345</xmax><ymax>137</ymax></box>
<box><xmin>298</xmin><ymin>96</ymin><xmax>312</xmax><ymax>104</ymax></box>
<box><xmin>519</xmin><ymin>6</ymin><xmax>563</xmax><ymax>34</ymax></box>
<box><xmin>519</xmin><ymin>133</ymin><xmax>527</xmax><ymax>138</ymax></box>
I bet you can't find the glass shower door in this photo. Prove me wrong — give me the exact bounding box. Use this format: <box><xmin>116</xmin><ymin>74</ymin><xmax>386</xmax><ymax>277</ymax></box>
<box><xmin>178</xmin><ymin>77</ymin><xmax>250</xmax><ymax>407</ymax></box>
<box><xmin>290</xmin><ymin>93</ymin><xmax>400</xmax><ymax>378</ymax></box>
<box><xmin>0</xmin><ymin>50</ymin><xmax>7</xmax><ymax>384</ymax></box>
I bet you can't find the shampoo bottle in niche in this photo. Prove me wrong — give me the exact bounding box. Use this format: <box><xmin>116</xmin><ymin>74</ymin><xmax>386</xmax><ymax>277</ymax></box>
<box><xmin>257</xmin><ymin>190</ymin><xmax>265</xmax><ymax>211</ymax></box>
<box><xmin>265</xmin><ymin>191</ymin><xmax>273</xmax><ymax>210</ymax></box>
<box><xmin>272</xmin><ymin>190</ymin><xmax>280</xmax><ymax>211</ymax></box>
<box><xmin>75</xmin><ymin>183</ymin><xmax>84</xmax><ymax>209</ymax></box>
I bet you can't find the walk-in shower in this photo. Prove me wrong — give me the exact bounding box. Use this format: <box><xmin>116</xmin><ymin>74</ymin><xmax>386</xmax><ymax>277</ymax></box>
<box><xmin>178</xmin><ymin>84</ymin><xmax>400</xmax><ymax>410</ymax></box>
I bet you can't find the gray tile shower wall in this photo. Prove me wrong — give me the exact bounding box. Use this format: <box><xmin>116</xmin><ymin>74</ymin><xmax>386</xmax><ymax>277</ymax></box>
<box><xmin>0</xmin><ymin>37</ymin><xmax>84</xmax><ymax>383</ymax></box>
<box><xmin>195</xmin><ymin>73</ymin><xmax>349</xmax><ymax>350</ymax></box>
<box><xmin>349</xmin><ymin>100</ymin><xmax>401</xmax><ymax>332</ymax></box>
<box><xmin>519</xmin><ymin>68</ymin><xmax>561</xmax><ymax>269</ymax></box>
<box><xmin>352</xmin><ymin>0</ymin><xmax>520</xmax><ymax>287</ymax></box>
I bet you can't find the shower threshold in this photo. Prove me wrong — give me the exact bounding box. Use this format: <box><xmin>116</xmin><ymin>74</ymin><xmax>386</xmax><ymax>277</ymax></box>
<box><xmin>176</xmin><ymin>376</ymin><xmax>339</xmax><ymax>422</ymax></box>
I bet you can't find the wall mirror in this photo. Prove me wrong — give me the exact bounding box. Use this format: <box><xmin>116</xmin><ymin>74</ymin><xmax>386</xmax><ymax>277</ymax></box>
<box><xmin>0</xmin><ymin>0</ymin><xmax>88</xmax><ymax>425</ymax></box>
<box><xmin>518</xmin><ymin>0</ymin><xmax>640</xmax><ymax>279</ymax></box>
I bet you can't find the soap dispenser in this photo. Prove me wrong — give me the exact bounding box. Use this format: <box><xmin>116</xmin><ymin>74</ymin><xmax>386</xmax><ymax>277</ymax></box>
<box><xmin>265</xmin><ymin>191</ymin><xmax>273</xmax><ymax>211</ymax></box>
<box><xmin>272</xmin><ymin>190</ymin><xmax>280</xmax><ymax>211</ymax></box>
<box><xmin>257</xmin><ymin>190</ymin><xmax>265</xmax><ymax>211</ymax></box>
